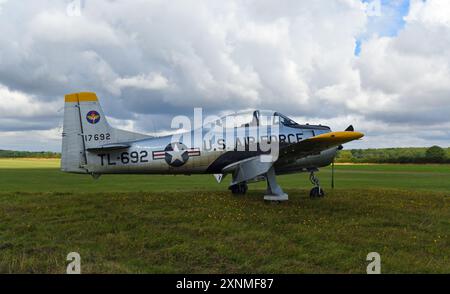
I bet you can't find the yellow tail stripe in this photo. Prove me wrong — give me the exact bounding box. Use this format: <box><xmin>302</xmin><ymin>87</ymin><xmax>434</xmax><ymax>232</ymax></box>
<box><xmin>64</xmin><ymin>92</ymin><xmax>98</xmax><ymax>103</ymax></box>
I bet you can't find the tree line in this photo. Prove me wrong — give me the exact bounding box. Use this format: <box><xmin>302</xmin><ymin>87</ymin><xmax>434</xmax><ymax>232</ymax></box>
<box><xmin>0</xmin><ymin>150</ymin><xmax>60</xmax><ymax>158</ymax></box>
<box><xmin>1</xmin><ymin>146</ymin><xmax>449</xmax><ymax>163</ymax></box>
<box><xmin>335</xmin><ymin>146</ymin><xmax>450</xmax><ymax>164</ymax></box>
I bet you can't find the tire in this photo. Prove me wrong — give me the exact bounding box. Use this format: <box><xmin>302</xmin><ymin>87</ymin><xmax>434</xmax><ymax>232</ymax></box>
<box><xmin>310</xmin><ymin>187</ymin><xmax>325</xmax><ymax>198</ymax></box>
<box><xmin>240</xmin><ymin>182</ymin><xmax>248</xmax><ymax>194</ymax></box>
<box><xmin>230</xmin><ymin>185</ymin><xmax>240</xmax><ymax>194</ymax></box>
<box><xmin>229</xmin><ymin>182</ymin><xmax>248</xmax><ymax>195</ymax></box>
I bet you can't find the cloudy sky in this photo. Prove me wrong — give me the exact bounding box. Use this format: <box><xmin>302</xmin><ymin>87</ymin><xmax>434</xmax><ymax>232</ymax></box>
<box><xmin>0</xmin><ymin>0</ymin><xmax>449</xmax><ymax>151</ymax></box>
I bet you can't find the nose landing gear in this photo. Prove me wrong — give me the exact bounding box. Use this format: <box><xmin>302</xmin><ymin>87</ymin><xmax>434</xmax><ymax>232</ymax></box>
<box><xmin>309</xmin><ymin>172</ymin><xmax>325</xmax><ymax>198</ymax></box>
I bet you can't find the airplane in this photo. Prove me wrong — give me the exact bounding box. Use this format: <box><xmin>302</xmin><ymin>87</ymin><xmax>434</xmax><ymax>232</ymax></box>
<box><xmin>61</xmin><ymin>92</ymin><xmax>364</xmax><ymax>201</ymax></box>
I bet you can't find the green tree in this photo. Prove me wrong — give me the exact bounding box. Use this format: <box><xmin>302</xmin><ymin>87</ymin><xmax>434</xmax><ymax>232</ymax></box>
<box><xmin>425</xmin><ymin>146</ymin><xmax>446</xmax><ymax>163</ymax></box>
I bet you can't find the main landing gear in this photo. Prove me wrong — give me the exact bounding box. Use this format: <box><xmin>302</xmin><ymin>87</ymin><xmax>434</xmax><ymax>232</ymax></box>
<box><xmin>229</xmin><ymin>182</ymin><xmax>248</xmax><ymax>195</ymax></box>
<box><xmin>309</xmin><ymin>172</ymin><xmax>325</xmax><ymax>198</ymax></box>
<box><xmin>264</xmin><ymin>167</ymin><xmax>288</xmax><ymax>202</ymax></box>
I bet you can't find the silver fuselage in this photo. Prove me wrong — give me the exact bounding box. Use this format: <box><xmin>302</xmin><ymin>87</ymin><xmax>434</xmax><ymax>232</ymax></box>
<box><xmin>85</xmin><ymin>124</ymin><xmax>336</xmax><ymax>175</ymax></box>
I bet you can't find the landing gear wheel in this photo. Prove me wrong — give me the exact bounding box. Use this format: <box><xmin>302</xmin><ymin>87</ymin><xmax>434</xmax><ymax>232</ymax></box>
<box><xmin>264</xmin><ymin>200</ymin><xmax>283</xmax><ymax>204</ymax></box>
<box><xmin>229</xmin><ymin>182</ymin><xmax>248</xmax><ymax>195</ymax></box>
<box><xmin>309</xmin><ymin>186</ymin><xmax>325</xmax><ymax>198</ymax></box>
<box><xmin>309</xmin><ymin>172</ymin><xmax>324</xmax><ymax>198</ymax></box>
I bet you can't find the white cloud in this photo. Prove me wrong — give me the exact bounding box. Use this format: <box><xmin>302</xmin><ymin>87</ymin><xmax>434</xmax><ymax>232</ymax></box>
<box><xmin>0</xmin><ymin>0</ymin><xmax>7</xmax><ymax>13</ymax></box>
<box><xmin>406</xmin><ymin>0</ymin><xmax>450</xmax><ymax>26</ymax></box>
<box><xmin>114</xmin><ymin>73</ymin><xmax>169</xmax><ymax>91</ymax></box>
<box><xmin>0</xmin><ymin>0</ymin><xmax>449</xmax><ymax>151</ymax></box>
<box><xmin>0</xmin><ymin>128</ymin><xmax>61</xmax><ymax>151</ymax></box>
<box><xmin>29</xmin><ymin>10</ymin><xmax>120</xmax><ymax>46</ymax></box>
<box><xmin>355</xmin><ymin>0</ymin><xmax>450</xmax><ymax>127</ymax></box>
<box><xmin>0</xmin><ymin>84</ymin><xmax>60</xmax><ymax>118</ymax></box>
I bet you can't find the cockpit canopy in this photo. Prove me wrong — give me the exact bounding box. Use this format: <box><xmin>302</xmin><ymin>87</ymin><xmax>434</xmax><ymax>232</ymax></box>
<box><xmin>206</xmin><ymin>110</ymin><xmax>302</xmax><ymax>129</ymax></box>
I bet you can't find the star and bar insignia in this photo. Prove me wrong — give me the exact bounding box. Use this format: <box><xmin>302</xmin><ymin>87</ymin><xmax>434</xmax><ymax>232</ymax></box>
<box><xmin>152</xmin><ymin>142</ymin><xmax>200</xmax><ymax>167</ymax></box>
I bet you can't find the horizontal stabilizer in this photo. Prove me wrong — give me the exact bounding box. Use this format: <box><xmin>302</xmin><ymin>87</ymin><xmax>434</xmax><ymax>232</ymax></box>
<box><xmin>86</xmin><ymin>143</ymin><xmax>131</xmax><ymax>152</ymax></box>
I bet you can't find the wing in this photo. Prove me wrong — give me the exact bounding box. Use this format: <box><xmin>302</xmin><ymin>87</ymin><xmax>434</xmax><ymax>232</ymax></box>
<box><xmin>221</xmin><ymin>155</ymin><xmax>273</xmax><ymax>185</ymax></box>
<box><xmin>278</xmin><ymin>131</ymin><xmax>364</xmax><ymax>161</ymax></box>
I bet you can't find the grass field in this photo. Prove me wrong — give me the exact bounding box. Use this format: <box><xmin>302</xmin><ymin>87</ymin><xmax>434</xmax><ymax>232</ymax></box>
<box><xmin>0</xmin><ymin>158</ymin><xmax>449</xmax><ymax>273</ymax></box>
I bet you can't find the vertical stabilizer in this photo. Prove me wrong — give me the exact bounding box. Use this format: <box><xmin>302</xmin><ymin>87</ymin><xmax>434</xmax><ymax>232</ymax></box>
<box><xmin>61</xmin><ymin>93</ymin><xmax>89</xmax><ymax>173</ymax></box>
<box><xmin>61</xmin><ymin>92</ymin><xmax>150</xmax><ymax>173</ymax></box>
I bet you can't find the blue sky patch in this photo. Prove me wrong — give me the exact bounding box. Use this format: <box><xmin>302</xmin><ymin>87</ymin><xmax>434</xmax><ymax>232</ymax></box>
<box><xmin>355</xmin><ymin>0</ymin><xmax>411</xmax><ymax>55</ymax></box>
